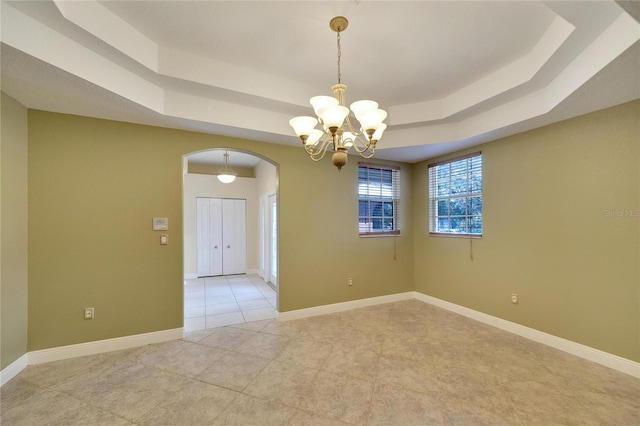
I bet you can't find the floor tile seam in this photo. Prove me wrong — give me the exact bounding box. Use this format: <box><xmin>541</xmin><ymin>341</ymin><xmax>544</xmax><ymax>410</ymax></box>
<box><xmin>169</xmin><ymin>336</ymin><xmax>231</xmax><ymax>361</ymax></box>
<box><xmin>506</xmin><ymin>394</ymin><xmax>538</xmax><ymax>426</ymax></box>
<box><xmin>41</xmin><ymin>377</ymin><xmax>120</xmax><ymax>413</ymax></box>
<box><xmin>228</xmin><ymin>321</ymin><xmax>273</xmax><ymax>333</ymax></box>
<box><xmin>438</xmin><ymin>390</ymin><xmax>525</xmax><ymax>425</ymax></box>
<box><xmin>278</xmin><ymin>366</ymin><xmax>322</xmax><ymax>411</ymax></box>
<box><xmin>183</xmin><ymin>371</ymin><xmax>247</xmax><ymax>396</ymax></box>
<box><xmin>237</xmin><ymin>302</ymin><xmax>275</xmax><ymax>313</ymax></box>
<box><xmin>231</xmin><ymin>394</ymin><xmax>299</xmax><ymax>425</ymax></box>
<box><xmin>0</xmin><ymin>380</ymin><xmax>52</xmax><ymax>414</ymax></box>
<box><xmin>286</xmin><ymin>406</ymin><xmax>354</xmax><ymax>426</ymax></box>
<box><xmin>213</xmin><ymin>355</ymin><xmax>278</xmax><ymax>394</ymax></box>
<box><xmin>15</xmin><ymin>387</ymin><xmax>133</xmax><ymax>425</ymax></box>
<box><xmin>185</xmin><ymin>379</ymin><xmax>244</xmax><ymax>426</ymax></box>
<box><xmin>567</xmin><ymin>392</ymin><xmax>610</xmax><ymax>420</ymax></box>
<box><xmin>205</xmin><ymin>304</ymin><xmax>242</xmax><ymax>314</ymax></box>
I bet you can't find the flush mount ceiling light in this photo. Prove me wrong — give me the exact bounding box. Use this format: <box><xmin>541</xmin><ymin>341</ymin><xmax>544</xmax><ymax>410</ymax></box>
<box><xmin>289</xmin><ymin>16</ymin><xmax>387</xmax><ymax>171</ymax></box>
<box><xmin>217</xmin><ymin>151</ymin><xmax>237</xmax><ymax>183</ymax></box>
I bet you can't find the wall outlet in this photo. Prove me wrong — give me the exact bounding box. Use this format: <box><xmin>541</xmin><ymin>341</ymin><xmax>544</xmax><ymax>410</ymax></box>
<box><xmin>348</xmin><ymin>278</ymin><xmax>353</xmax><ymax>286</ymax></box>
<box><xmin>84</xmin><ymin>307</ymin><xmax>95</xmax><ymax>320</ymax></box>
<box><xmin>511</xmin><ymin>293</ymin><xmax>519</xmax><ymax>304</ymax></box>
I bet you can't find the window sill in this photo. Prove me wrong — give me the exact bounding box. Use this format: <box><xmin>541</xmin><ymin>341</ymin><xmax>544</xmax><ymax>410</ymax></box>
<box><xmin>360</xmin><ymin>233</ymin><xmax>401</xmax><ymax>238</ymax></box>
<box><xmin>429</xmin><ymin>233</ymin><xmax>482</xmax><ymax>239</ymax></box>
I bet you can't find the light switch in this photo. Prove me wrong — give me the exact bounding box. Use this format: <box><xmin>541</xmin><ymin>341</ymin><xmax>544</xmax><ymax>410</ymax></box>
<box><xmin>160</xmin><ymin>234</ymin><xmax>168</xmax><ymax>245</ymax></box>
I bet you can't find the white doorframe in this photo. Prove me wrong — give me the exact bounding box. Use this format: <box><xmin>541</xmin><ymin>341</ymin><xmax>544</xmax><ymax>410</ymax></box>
<box><xmin>262</xmin><ymin>191</ymin><xmax>278</xmax><ymax>288</ymax></box>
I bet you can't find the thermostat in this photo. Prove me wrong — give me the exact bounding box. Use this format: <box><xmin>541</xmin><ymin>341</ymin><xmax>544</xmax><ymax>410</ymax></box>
<box><xmin>152</xmin><ymin>217</ymin><xmax>168</xmax><ymax>231</ymax></box>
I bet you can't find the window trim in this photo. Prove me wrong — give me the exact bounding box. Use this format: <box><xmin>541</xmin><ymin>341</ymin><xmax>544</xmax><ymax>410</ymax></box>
<box><xmin>428</xmin><ymin>151</ymin><xmax>482</xmax><ymax>237</ymax></box>
<box><xmin>358</xmin><ymin>162</ymin><xmax>401</xmax><ymax>237</ymax></box>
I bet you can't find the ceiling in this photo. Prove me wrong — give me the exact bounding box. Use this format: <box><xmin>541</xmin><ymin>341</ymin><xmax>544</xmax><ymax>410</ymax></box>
<box><xmin>188</xmin><ymin>149</ymin><xmax>262</xmax><ymax>169</ymax></box>
<box><xmin>1</xmin><ymin>1</ymin><xmax>639</xmax><ymax>164</ymax></box>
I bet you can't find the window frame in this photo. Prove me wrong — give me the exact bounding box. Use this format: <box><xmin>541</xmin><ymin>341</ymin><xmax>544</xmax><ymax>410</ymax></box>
<box><xmin>358</xmin><ymin>163</ymin><xmax>401</xmax><ymax>237</ymax></box>
<box><xmin>428</xmin><ymin>152</ymin><xmax>482</xmax><ymax>237</ymax></box>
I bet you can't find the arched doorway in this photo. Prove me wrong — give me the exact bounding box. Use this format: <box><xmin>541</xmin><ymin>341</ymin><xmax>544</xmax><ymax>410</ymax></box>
<box><xmin>182</xmin><ymin>148</ymin><xmax>278</xmax><ymax>332</ymax></box>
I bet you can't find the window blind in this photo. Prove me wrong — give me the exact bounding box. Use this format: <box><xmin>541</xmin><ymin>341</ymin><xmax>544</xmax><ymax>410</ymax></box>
<box><xmin>358</xmin><ymin>163</ymin><xmax>400</xmax><ymax>236</ymax></box>
<box><xmin>428</xmin><ymin>152</ymin><xmax>482</xmax><ymax>235</ymax></box>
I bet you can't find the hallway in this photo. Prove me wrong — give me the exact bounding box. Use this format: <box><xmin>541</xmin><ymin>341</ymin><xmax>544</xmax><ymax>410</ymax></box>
<box><xmin>184</xmin><ymin>274</ymin><xmax>277</xmax><ymax>332</ymax></box>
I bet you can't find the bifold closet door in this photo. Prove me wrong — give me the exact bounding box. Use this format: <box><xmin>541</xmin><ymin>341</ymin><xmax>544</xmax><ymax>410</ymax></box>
<box><xmin>197</xmin><ymin>197</ymin><xmax>246</xmax><ymax>277</ymax></box>
<box><xmin>196</xmin><ymin>197</ymin><xmax>223</xmax><ymax>277</ymax></box>
<box><xmin>222</xmin><ymin>198</ymin><xmax>246</xmax><ymax>275</ymax></box>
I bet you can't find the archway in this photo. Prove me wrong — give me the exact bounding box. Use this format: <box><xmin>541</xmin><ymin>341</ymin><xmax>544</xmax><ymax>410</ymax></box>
<box><xmin>182</xmin><ymin>148</ymin><xmax>278</xmax><ymax>332</ymax></box>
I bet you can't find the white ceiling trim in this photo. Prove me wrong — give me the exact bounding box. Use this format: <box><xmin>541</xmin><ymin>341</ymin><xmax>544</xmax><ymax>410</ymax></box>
<box><xmin>53</xmin><ymin>0</ymin><xmax>159</xmax><ymax>71</ymax></box>
<box><xmin>2</xmin><ymin>2</ymin><xmax>165</xmax><ymax>112</ymax></box>
<box><xmin>1</xmin><ymin>0</ymin><xmax>638</xmax><ymax>163</ymax></box>
<box><xmin>390</xmin><ymin>16</ymin><xmax>575</xmax><ymax>125</ymax></box>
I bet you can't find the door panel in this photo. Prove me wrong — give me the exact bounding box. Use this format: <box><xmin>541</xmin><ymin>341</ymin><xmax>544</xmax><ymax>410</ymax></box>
<box><xmin>209</xmin><ymin>198</ymin><xmax>223</xmax><ymax>276</ymax></box>
<box><xmin>222</xmin><ymin>199</ymin><xmax>235</xmax><ymax>275</ymax></box>
<box><xmin>196</xmin><ymin>198</ymin><xmax>211</xmax><ymax>277</ymax></box>
<box><xmin>233</xmin><ymin>199</ymin><xmax>246</xmax><ymax>274</ymax></box>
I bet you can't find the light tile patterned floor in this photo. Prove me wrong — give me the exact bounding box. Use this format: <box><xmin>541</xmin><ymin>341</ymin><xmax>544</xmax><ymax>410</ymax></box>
<box><xmin>2</xmin><ymin>300</ymin><xmax>638</xmax><ymax>425</ymax></box>
<box><xmin>184</xmin><ymin>274</ymin><xmax>277</xmax><ymax>332</ymax></box>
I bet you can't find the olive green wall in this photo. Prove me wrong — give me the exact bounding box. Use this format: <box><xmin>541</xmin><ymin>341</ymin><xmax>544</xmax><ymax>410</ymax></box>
<box><xmin>1</xmin><ymin>93</ymin><xmax>29</xmax><ymax>369</ymax></box>
<box><xmin>413</xmin><ymin>100</ymin><xmax>640</xmax><ymax>362</ymax></box>
<box><xmin>27</xmin><ymin>110</ymin><xmax>414</xmax><ymax>351</ymax></box>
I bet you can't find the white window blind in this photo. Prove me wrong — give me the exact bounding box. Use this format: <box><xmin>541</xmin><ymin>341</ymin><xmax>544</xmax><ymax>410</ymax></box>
<box><xmin>358</xmin><ymin>163</ymin><xmax>400</xmax><ymax>236</ymax></box>
<box><xmin>428</xmin><ymin>152</ymin><xmax>482</xmax><ymax>235</ymax></box>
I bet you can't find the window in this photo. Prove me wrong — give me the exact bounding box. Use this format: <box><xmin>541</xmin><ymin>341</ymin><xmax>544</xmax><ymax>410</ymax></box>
<box><xmin>428</xmin><ymin>152</ymin><xmax>482</xmax><ymax>235</ymax></box>
<box><xmin>358</xmin><ymin>163</ymin><xmax>400</xmax><ymax>236</ymax></box>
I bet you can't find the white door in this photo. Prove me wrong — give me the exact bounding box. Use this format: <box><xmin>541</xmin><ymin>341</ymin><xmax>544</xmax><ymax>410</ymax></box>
<box><xmin>196</xmin><ymin>197</ymin><xmax>223</xmax><ymax>277</ymax></box>
<box><xmin>233</xmin><ymin>199</ymin><xmax>247</xmax><ymax>274</ymax></box>
<box><xmin>197</xmin><ymin>198</ymin><xmax>244</xmax><ymax>276</ymax></box>
<box><xmin>222</xmin><ymin>198</ymin><xmax>246</xmax><ymax>275</ymax></box>
<box><xmin>209</xmin><ymin>199</ymin><xmax>223</xmax><ymax>275</ymax></box>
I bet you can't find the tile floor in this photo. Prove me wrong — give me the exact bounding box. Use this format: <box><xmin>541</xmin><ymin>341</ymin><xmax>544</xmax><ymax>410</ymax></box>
<box><xmin>2</xmin><ymin>299</ymin><xmax>639</xmax><ymax>425</ymax></box>
<box><xmin>184</xmin><ymin>274</ymin><xmax>277</xmax><ymax>332</ymax></box>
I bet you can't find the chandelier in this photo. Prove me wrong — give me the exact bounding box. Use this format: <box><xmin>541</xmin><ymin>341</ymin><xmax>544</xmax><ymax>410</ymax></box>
<box><xmin>289</xmin><ymin>16</ymin><xmax>387</xmax><ymax>171</ymax></box>
<box><xmin>217</xmin><ymin>151</ymin><xmax>237</xmax><ymax>183</ymax></box>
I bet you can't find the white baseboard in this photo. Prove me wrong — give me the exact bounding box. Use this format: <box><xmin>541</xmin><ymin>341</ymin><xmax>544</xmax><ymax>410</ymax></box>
<box><xmin>0</xmin><ymin>354</ymin><xmax>29</xmax><ymax>386</ymax></box>
<box><xmin>415</xmin><ymin>292</ymin><xmax>640</xmax><ymax>378</ymax></box>
<box><xmin>28</xmin><ymin>328</ymin><xmax>184</xmax><ymax>366</ymax></box>
<box><xmin>278</xmin><ymin>292</ymin><xmax>415</xmax><ymax>322</ymax></box>
<box><xmin>246</xmin><ymin>269</ymin><xmax>260</xmax><ymax>275</ymax></box>
<box><xmin>184</xmin><ymin>273</ymin><xmax>198</xmax><ymax>280</ymax></box>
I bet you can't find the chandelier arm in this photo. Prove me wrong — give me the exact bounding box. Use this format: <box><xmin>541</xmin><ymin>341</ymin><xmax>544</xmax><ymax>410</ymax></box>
<box><xmin>343</xmin><ymin>117</ymin><xmax>364</xmax><ymax>137</ymax></box>
<box><xmin>305</xmin><ymin>137</ymin><xmax>333</xmax><ymax>161</ymax></box>
<box><xmin>345</xmin><ymin>132</ymin><xmax>374</xmax><ymax>154</ymax></box>
<box><xmin>358</xmin><ymin>149</ymin><xmax>376</xmax><ymax>159</ymax></box>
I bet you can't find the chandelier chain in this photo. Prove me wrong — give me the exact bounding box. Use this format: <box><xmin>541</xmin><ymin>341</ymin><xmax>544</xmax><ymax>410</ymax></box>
<box><xmin>336</xmin><ymin>29</ymin><xmax>342</xmax><ymax>84</ymax></box>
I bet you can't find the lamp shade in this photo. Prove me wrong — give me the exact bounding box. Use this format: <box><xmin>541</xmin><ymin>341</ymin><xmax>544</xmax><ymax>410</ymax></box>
<box><xmin>350</xmin><ymin>100</ymin><xmax>378</xmax><ymax>120</ymax></box>
<box><xmin>305</xmin><ymin>129</ymin><xmax>324</xmax><ymax>146</ymax></box>
<box><xmin>217</xmin><ymin>174</ymin><xmax>237</xmax><ymax>184</ymax></box>
<box><xmin>318</xmin><ymin>105</ymin><xmax>349</xmax><ymax>128</ymax></box>
<box><xmin>358</xmin><ymin>108</ymin><xmax>387</xmax><ymax>131</ymax></box>
<box><xmin>289</xmin><ymin>116</ymin><xmax>318</xmax><ymax>137</ymax></box>
<box><xmin>372</xmin><ymin>123</ymin><xmax>387</xmax><ymax>140</ymax></box>
<box><xmin>310</xmin><ymin>96</ymin><xmax>338</xmax><ymax>116</ymax></box>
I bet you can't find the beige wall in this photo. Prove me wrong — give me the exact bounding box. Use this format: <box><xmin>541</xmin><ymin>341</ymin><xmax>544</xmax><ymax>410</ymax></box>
<box><xmin>23</xmin><ymin>102</ymin><xmax>637</xmax><ymax>362</ymax></box>
<box><xmin>413</xmin><ymin>100</ymin><xmax>640</xmax><ymax>362</ymax></box>
<box><xmin>27</xmin><ymin>110</ymin><xmax>414</xmax><ymax>350</ymax></box>
<box><xmin>183</xmin><ymin>173</ymin><xmax>259</xmax><ymax>277</ymax></box>
<box><xmin>1</xmin><ymin>93</ymin><xmax>29</xmax><ymax>369</ymax></box>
